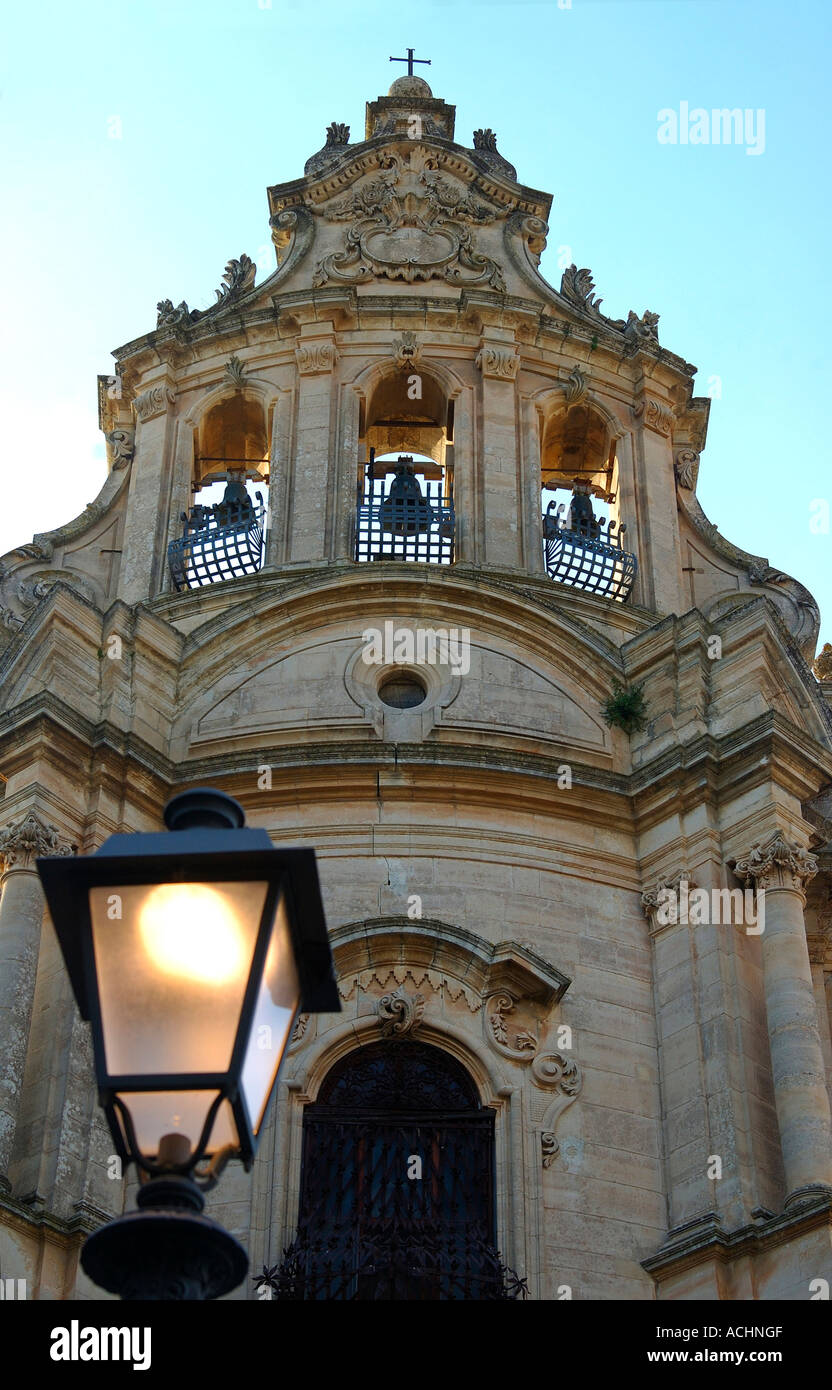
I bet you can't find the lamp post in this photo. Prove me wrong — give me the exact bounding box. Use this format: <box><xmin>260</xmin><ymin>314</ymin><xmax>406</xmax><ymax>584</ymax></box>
<box><xmin>36</xmin><ymin>787</ymin><xmax>339</xmax><ymax>1300</ymax></box>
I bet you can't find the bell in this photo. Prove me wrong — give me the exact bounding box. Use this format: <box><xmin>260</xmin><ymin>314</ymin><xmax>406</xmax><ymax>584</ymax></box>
<box><xmin>379</xmin><ymin>461</ymin><xmax>434</xmax><ymax>535</ymax></box>
<box><xmin>568</xmin><ymin>485</ymin><xmax>601</xmax><ymax>541</ymax></box>
<box><xmin>214</xmin><ymin>476</ymin><xmax>254</xmax><ymax>528</ymax></box>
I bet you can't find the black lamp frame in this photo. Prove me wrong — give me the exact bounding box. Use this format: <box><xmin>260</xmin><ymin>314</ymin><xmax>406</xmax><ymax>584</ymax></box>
<box><xmin>37</xmin><ymin>831</ymin><xmax>339</xmax><ymax>1178</ymax></box>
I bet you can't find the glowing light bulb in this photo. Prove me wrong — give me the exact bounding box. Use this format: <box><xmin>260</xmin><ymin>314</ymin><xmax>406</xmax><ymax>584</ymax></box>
<box><xmin>138</xmin><ymin>883</ymin><xmax>246</xmax><ymax>985</ymax></box>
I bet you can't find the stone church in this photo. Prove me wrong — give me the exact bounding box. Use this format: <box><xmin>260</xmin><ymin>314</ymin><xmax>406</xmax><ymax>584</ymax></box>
<box><xmin>2</xmin><ymin>67</ymin><xmax>832</xmax><ymax>1302</ymax></box>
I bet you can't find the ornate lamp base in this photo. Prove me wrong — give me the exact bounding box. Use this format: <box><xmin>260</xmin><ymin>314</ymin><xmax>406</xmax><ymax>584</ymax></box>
<box><xmin>81</xmin><ymin>1174</ymin><xmax>248</xmax><ymax>1301</ymax></box>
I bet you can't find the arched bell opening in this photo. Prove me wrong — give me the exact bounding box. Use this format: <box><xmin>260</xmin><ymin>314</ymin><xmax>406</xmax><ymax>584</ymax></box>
<box><xmin>168</xmin><ymin>392</ymin><xmax>270</xmax><ymax>591</ymax></box>
<box><xmin>539</xmin><ymin>401</ymin><xmax>636</xmax><ymax>603</ymax></box>
<box><xmin>355</xmin><ymin>369</ymin><xmax>455</xmax><ymax>565</ymax></box>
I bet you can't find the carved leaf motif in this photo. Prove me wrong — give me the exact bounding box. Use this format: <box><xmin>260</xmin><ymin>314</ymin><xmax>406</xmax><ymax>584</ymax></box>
<box><xmin>560</xmin><ymin>264</ymin><xmax>604</xmax><ymax>316</ymax></box>
<box><xmin>215</xmin><ymin>254</ymin><xmax>256</xmax><ymax>303</ymax></box>
<box><xmin>0</xmin><ymin>811</ymin><xmax>72</xmax><ymax>871</ymax></box>
<box><xmin>224</xmin><ymin>355</ymin><xmax>248</xmax><ymax>387</ymax></box>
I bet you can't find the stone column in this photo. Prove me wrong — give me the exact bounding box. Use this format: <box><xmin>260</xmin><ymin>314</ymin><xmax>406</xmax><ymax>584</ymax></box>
<box><xmin>630</xmin><ymin>383</ymin><xmax>686</xmax><ymax>615</ymax></box>
<box><xmin>265</xmin><ymin>388</ymin><xmax>294</xmax><ymax>567</ymax></box>
<box><xmin>735</xmin><ymin>833</ymin><xmax>832</xmax><ymax>1205</ymax></box>
<box><xmin>290</xmin><ymin>327</ymin><xmax>338</xmax><ymax>563</ymax></box>
<box><xmin>118</xmin><ymin>373</ymin><xmax>177</xmax><ymax>603</ymax></box>
<box><xmin>476</xmin><ymin>334</ymin><xmax>522</xmax><ymax>570</ymax></box>
<box><xmin>518</xmin><ymin>396</ymin><xmax>545</xmax><ymax>575</ymax></box>
<box><xmin>0</xmin><ymin>811</ymin><xmax>70</xmax><ymax>1187</ymax></box>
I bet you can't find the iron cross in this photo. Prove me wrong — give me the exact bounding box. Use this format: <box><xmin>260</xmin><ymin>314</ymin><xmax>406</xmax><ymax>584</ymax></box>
<box><xmin>389</xmin><ymin>48</ymin><xmax>431</xmax><ymax>78</ymax></box>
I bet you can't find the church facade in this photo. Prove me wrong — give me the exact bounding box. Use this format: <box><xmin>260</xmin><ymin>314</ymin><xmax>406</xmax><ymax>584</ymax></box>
<box><xmin>2</xmin><ymin>70</ymin><xmax>832</xmax><ymax>1301</ymax></box>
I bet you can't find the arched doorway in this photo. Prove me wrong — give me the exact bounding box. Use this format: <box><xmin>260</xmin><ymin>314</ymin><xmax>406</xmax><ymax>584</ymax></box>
<box><xmin>273</xmin><ymin>1040</ymin><xmax>522</xmax><ymax>1299</ymax></box>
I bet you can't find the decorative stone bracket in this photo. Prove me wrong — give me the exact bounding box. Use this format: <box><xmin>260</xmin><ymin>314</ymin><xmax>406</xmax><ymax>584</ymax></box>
<box><xmin>632</xmin><ymin>397</ymin><xmax>673</xmax><ymax>436</ymax></box>
<box><xmin>476</xmin><ymin>346</ymin><xmax>519</xmax><ymax>380</ymax></box>
<box><xmin>133</xmin><ymin>384</ymin><xmax>175</xmax><ymax>422</ymax></box>
<box><xmin>295</xmin><ymin>342</ymin><xmax>338</xmax><ymax>376</ymax></box>
<box><xmin>536</xmin><ymin>1052</ymin><xmax>583</xmax><ymax>1167</ymax></box>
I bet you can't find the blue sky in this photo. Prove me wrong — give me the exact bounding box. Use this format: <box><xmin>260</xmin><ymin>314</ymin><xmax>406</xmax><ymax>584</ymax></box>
<box><xmin>2</xmin><ymin>0</ymin><xmax>830</xmax><ymax>643</ymax></box>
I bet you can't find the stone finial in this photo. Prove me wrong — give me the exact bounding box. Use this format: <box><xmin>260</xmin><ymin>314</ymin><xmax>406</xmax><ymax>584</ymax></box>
<box><xmin>156</xmin><ymin>299</ymin><xmax>191</xmax><ymax>329</ymax></box>
<box><xmin>560</xmin><ymin>264</ymin><xmax>604</xmax><ymax>317</ymax></box>
<box><xmin>624</xmin><ymin>309</ymin><xmax>660</xmax><ymax>349</ymax></box>
<box><xmin>813</xmin><ymin>642</ymin><xmax>832</xmax><ymax>681</ymax></box>
<box><xmin>471</xmin><ymin>128</ymin><xmax>517</xmax><ymax>181</ymax></box>
<box><xmin>215</xmin><ymin>254</ymin><xmax>256</xmax><ymax>305</ymax></box>
<box><xmin>0</xmin><ymin>811</ymin><xmax>72</xmax><ymax>873</ymax></box>
<box><xmin>325</xmin><ymin>122</ymin><xmax>350</xmax><ymax>146</ymax></box>
<box><xmin>734</xmin><ymin>834</ymin><xmax>818</xmax><ymax>899</ymax></box>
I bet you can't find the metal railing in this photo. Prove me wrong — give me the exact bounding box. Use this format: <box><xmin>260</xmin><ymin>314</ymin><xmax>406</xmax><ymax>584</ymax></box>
<box><xmin>355</xmin><ymin>459</ymin><xmax>454</xmax><ymax>565</ymax></box>
<box><xmin>168</xmin><ymin>495</ymin><xmax>265</xmax><ymax>591</ymax></box>
<box><xmin>543</xmin><ymin>500</ymin><xmax>637</xmax><ymax>602</ymax></box>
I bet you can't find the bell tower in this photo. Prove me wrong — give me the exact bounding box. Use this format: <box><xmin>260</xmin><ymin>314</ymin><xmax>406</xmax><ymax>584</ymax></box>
<box><xmin>1</xmin><ymin>66</ymin><xmax>832</xmax><ymax>1305</ymax></box>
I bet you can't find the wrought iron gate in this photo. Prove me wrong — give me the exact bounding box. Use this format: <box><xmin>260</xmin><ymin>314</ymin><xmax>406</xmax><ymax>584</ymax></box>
<box><xmin>262</xmin><ymin>1041</ymin><xmax>525</xmax><ymax>1300</ymax></box>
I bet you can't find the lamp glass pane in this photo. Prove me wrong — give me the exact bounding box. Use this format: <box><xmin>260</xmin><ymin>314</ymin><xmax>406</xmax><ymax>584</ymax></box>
<box><xmin>240</xmin><ymin>893</ymin><xmax>300</xmax><ymax>1135</ymax></box>
<box><xmin>114</xmin><ymin>1091</ymin><xmax>238</xmax><ymax>1157</ymax></box>
<box><xmin>89</xmin><ymin>881</ymin><xmax>268</xmax><ymax>1077</ymax></box>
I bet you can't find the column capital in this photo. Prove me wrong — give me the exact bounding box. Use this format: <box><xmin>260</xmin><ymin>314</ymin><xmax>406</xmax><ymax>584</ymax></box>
<box><xmin>734</xmin><ymin>833</ymin><xmax>817</xmax><ymax>900</ymax></box>
<box><xmin>640</xmin><ymin>870</ymin><xmax>698</xmax><ymax>932</ymax></box>
<box><xmin>0</xmin><ymin>811</ymin><xmax>72</xmax><ymax>875</ymax></box>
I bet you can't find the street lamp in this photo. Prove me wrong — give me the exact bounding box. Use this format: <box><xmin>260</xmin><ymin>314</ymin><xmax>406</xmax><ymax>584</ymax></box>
<box><xmin>36</xmin><ymin>787</ymin><xmax>339</xmax><ymax>1300</ymax></box>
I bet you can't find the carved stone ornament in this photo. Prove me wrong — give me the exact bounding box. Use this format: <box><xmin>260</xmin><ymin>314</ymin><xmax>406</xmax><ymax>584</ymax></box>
<box><xmin>533</xmin><ymin>1052</ymin><xmax>582</xmax><ymax>1168</ymax></box>
<box><xmin>215</xmin><ymin>254</ymin><xmax>256</xmax><ymax>305</ymax></box>
<box><xmin>487</xmin><ymin>993</ymin><xmax>539</xmax><ymax>1059</ymax></box>
<box><xmin>476</xmin><ymin>347</ymin><xmax>519</xmax><ymax>380</ymax></box>
<box><xmin>156</xmin><ymin>299</ymin><xmax>192</xmax><ymax>329</ymax></box>
<box><xmin>813</xmin><ymin>643</ymin><xmax>832</xmax><ymax>681</ymax></box>
<box><xmin>313</xmin><ymin>150</ymin><xmax>508</xmax><ymax>291</ymax></box>
<box><xmin>624</xmin><ymin>309</ymin><xmax>660</xmax><ymax>350</ymax></box>
<box><xmin>295</xmin><ymin>342</ymin><xmax>338</xmax><ymax>376</ymax></box>
<box><xmin>471</xmin><ymin>127</ymin><xmax>517</xmax><ymax>181</ymax></box>
<box><xmin>134</xmin><ymin>385</ymin><xmax>175</xmax><ymax>422</ymax></box>
<box><xmin>632</xmin><ymin>397</ymin><xmax>673</xmax><ymax>436</ymax></box>
<box><xmin>0</xmin><ymin>810</ymin><xmax>72</xmax><ymax>873</ymax></box>
<box><xmin>391</xmin><ymin>331</ymin><xmax>421</xmax><ymax>371</ymax></box>
<box><xmin>674</xmin><ymin>448</ymin><xmax>700</xmax><ymax>489</ymax></box>
<box><xmin>224</xmin><ymin>355</ymin><xmax>248</xmax><ymax>387</ymax></box>
<box><xmin>376</xmin><ymin>986</ymin><xmax>425</xmax><ymax>1037</ymax></box>
<box><xmin>641</xmin><ymin>872</ymin><xmax>700</xmax><ymax>935</ymax></box>
<box><xmin>105</xmin><ymin>427</ymin><xmax>134</xmax><ymax>469</ymax></box>
<box><xmin>734</xmin><ymin>834</ymin><xmax>818</xmax><ymax>901</ymax></box>
<box><xmin>290</xmin><ymin>1013</ymin><xmax>310</xmax><ymax>1045</ymax></box>
<box><xmin>560</xmin><ymin>264</ymin><xmax>604</xmax><ymax>317</ymax></box>
<box><xmin>561</xmin><ymin>365</ymin><xmax>588</xmax><ymax>407</ymax></box>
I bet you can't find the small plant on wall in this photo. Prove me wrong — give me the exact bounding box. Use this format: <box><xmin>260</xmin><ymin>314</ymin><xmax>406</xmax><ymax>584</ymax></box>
<box><xmin>601</xmin><ymin>679</ymin><xmax>648</xmax><ymax>735</ymax></box>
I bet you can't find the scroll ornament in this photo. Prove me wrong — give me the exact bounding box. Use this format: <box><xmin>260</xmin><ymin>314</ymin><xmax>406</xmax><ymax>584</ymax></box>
<box><xmin>106</xmin><ymin>427</ymin><xmax>134</xmax><ymax>469</ymax></box>
<box><xmin>376</xmin><ymin>986</ymin><xmax>425</xmax><ymax>1037</ymax></box>
<box><xmin>632</xmin><ymin>397</ymin><xmax>673</xmax><ymax>436</ymax></box>
<box><xmin>476</xmin><ymin>348</ymin><xmax>519</xmax><ymax>380</ymax></box>
<box><xmin>134</xmin><ymin>385</ymin><xmax>175</xmax><ymax>422</ymax></box>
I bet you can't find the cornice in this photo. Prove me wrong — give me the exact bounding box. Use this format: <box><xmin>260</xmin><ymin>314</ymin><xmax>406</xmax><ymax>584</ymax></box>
<box><xmin>642</xmin><ymin>1193</ymin><xmax>832</xmax><ymax>1282</ymax></box>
